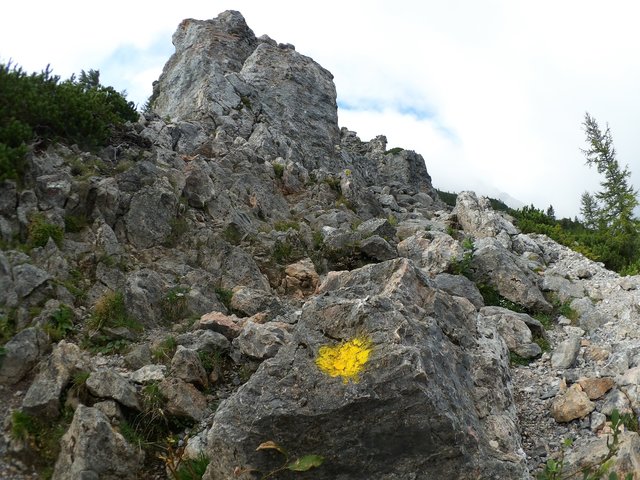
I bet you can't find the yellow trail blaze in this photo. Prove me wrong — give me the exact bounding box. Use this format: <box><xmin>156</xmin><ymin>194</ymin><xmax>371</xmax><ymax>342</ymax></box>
<box><xmin>315</xmin><ymin>337</ymin><xmax>372</xmax><ymax>383</ymax></box>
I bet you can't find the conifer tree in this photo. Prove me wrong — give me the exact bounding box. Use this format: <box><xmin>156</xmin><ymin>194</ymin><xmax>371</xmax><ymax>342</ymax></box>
<box><xmin>579</xmin><ymin>113</ymin><xmax>640</xmax><ymax>271</ymax></box>
<box><xmin>580</xmin><ymin>112</ymin><xmax>638</xmax><ymax>234</ymax></box>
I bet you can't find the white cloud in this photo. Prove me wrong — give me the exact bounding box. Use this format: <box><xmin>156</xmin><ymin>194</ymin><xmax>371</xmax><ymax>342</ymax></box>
<box><xmin>3</xmin><ymin>1</ymin><xmax>640</xmax><ymax>219</ymax></box>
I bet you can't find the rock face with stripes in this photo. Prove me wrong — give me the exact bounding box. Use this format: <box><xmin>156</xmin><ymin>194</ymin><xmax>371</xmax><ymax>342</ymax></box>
<box><xmin>204</xmin><ymin>258</ymin><xmax>529</xmax><ymax>480</ymax></box>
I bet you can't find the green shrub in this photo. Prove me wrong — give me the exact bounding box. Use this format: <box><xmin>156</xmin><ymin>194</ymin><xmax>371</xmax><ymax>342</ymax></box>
<box><xmin>0</xmin><ymin>63</ymin><xmax>138</xmax><ymax>181</ymax></box>
<box><xmin>477</xmin><ymin>283</ymin><xmax>527</xmax><ymax>313</ymax></box>
<box><xmin>436</xmin><ymin>189</ymin><xmax>458</xmax><ymax>207</ymax></box>
<box><xmin>533</xmin><ymin>312</ymin><xmax>553</xmax><ymax>330</ymax></box>
<box><xmin>174</xmin><ymin>454</ymin><xmax>210</xmax><ymax>480</ymax></box>
<box><xmin>89</xmin><ymin>291</ymin><xmax>139</xmax><ymax>331</ymax></box>
<box><xmin>222</xmin><ymin>224</ymin><xmax>242</xmax><ymax>245</ymax></box>
<box><xmin>44</xmin><ymin>304</ymin><xmax>75</xmax><ymax>341</ymax></box>
<box><xmin>240</xmin><ymin>95</ymin><xmax>252</xmax><ymax>109</ymax></box>
<box><xmin>449</xmin><ymin>238</ymin><xmax>474</xmax><ymax>277</ymax></box>
<box><xmin>64</xmin><ymin>214</ymin><xmax>89</xmax><ymax>233</ymax></box>
<box><xmin>214</xmin><ymin>287</ymin><xmax>233</xmax><ymax>310</ymax></box>
<box><xmin>0</xmin><ymin>309</ymin><xmax>17</xmax><ymax>345</ymax></box>
<box><xmin>273</xmin><ymin>163</ymin><xmax>285</xmax><ymax>179</ymax></box>
<box><xmin>161</xmin><ymin>287</ymin><xmax>190</xmax><ymax>323</ymax></box>
<box><xmin>152</xmin><ymin>336</ymin><xmax>178</xmax><ymax>363</ymax></box>
<box><xmin>10</xmin><ymin>409</ymin><xmax>72</xmax><ymax>470</ymax></box>
<box><xmin>11</xmin><ymin>410</ymin><xmax>37</xmax><ymax>442</ymax></box>
<box><xmin>312</xmin><ymin>231</ymin><xmax>324</xmax><ymax>250</ymax></box>
<box><xmin>385</xmin><ymin>147</ymin><xmax>403</xmax><ymax>155</ymax></box>
<box><xmin>28</xmin><ymin>215</ymin><xmax>64</xmax><ymax>248</ymax></box>
<box><xmin>323</xmin><ymin>176</ymin><xmax>341</xmax><ymax>193</ymax></box>
<box><xmin>273</xmin><ymin>220</ymin><xmax>300</xmax><ymax>232</ymax></box>
<box><xmin>198</xmin><ymin>349</ymin><xmax>225</xmax><ymax>375</ymax></box>
<box><xmin>273</xmin><ymin>240</ymin><xmax>294</xmax><ymax>263</ymax></box>
<box><xmin>557</xmin><ymin>301</ymin><xmax>579</xmax><ymax>322</ymax></box>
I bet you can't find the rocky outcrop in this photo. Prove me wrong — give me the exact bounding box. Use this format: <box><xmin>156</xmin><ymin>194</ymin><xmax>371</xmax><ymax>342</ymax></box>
<box><xmin>21</xmin><ymin>341</ymin><xmax>87</xmax><ymax>418</ymax></box>
<box><xmin>0</xmin><ymin>327</ymin><xmax>50</xmax><ymax>384</ymax></box>
<box><xmin>153</xmin><ymin>10</ymin><xmax>340</xmax><ymax>170</ymax></box>
<box><xmin>4</xmin><ymin>9</ymin><xmax>640</xmax><ymax>480</ymax></box>
<box><xmin>205</xmin><ymin>259</ymin><xmax>528</xmax><ymax>479</ymax></box>
<box><xmin>471</xmin><ymin>237</ymin><xmax>552</xmax><ymax>313</ymax></box>
<box><xmin>52</xmin><ymin>405</ymin><xmax>144</xmax><ymax>480</ymax></box>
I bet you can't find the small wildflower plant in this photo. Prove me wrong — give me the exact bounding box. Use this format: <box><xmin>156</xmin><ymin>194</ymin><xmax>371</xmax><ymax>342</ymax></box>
<box><xmin>315</xmin><ymin>336</ymin><xmax>372</xmax><ymax>383</ymax></box>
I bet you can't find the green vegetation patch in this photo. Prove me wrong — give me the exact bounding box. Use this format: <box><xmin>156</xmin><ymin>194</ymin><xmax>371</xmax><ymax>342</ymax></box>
<box><xmin>385</xmin><ymin>147</ymin><xmax>403</xmax><ymax>155</ymax></box>
<box><xmin>28</xmin><ymin>214</ymin><xmax>64</xmax><ymax>248</ymax></box>
<box><xmin>0</xmin><ymin>63</ymin><xmax>138</xmax><ymax>182</ymax></box>
<box><xmin>44</xmin><ymin>304</ymin><xmax>75</xmax><ymax>341</ymax></box>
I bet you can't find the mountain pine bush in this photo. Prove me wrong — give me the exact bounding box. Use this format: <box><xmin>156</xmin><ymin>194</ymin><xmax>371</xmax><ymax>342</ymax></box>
<box><xmin>0</xmin><ymin>62</ymin><xmax>138</xmax><ymax>181</ymax></box>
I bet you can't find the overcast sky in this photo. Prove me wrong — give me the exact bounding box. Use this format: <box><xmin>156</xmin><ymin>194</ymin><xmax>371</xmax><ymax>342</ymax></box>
<box><xmin>3</xmin><ymin>1</ymin><xmax>640</xmax><ymax>218</ymax></box>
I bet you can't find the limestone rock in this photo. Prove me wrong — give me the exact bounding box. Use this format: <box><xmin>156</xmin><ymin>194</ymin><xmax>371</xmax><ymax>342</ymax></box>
<box><xmin>128</xmin><ymin>364</ymin><xmax>167</xmax><ymax>384</ymax></box>
<box><xmin>12</xmin><ymin>263</ymin><xmax>51</xmax><ymax>299</ymax></box>
<box><xmin>228</xmin><ymin>285</ymin><xmax>281</xmax><ymax>317</ymax></box>
<box><xmin>232</xmin><ymin>321</ymin><xmax>292</xmax><ymax>360</ymax></box>
<box><xmin>421</xmin><ymin>232</ymin><xmax>463</xmax><ymax>274</ymax></box>
<box><xmin>86</xmin><ymin>370</ymin><xmax>141</xmax><ymax>410</ymax></box>
<box><xmin>160</xmin><ymin>377</ymin><xmax>209</xmax><ymax>421</ymax></box>
<box><xmin>0</xmin><ymin>327</ymin><xmax>51</xmax><ymax>385</ymax></box>
<box><xmin>480</xmin><ymin>306</ymin><xmax>541</xmax><ymax>359</ymax></box>
<box><xmin>471</xmin><ymin>238</ymin><xmax>552</xmax><ymax>313</ymax></box>
<box><xmin>561</xmin><ymin>432</ymin><xmax>640</xmax><ymax>479</ymax></box>
<box><xmin>183</xmin><ymin>159</ymin><xmax>216</xmax><ymax>208</ymax></box>
<box><xmin>176</xmin><ymin>329</ymin><xmax>230</xmax><ymax>353</ymax></box>
<box><xmin>375</xmin><ymin>149</ymin><xmax>437</xmax><ymax>198</ymax></box>
<box><xmin>0</xmin><ymin>180</ymin><xmax>18</xmax><ymax>216</ymax></box>
<box><xmin>551</xmin><ymin>384</ymin><xmax>595</xmax><ymax>423</ymax></box>
<box><xmin>577</xmin><ymin>377</ymin><xmax>615</xmax><ymax>400</ymax></box>
<box><xmin>570</xmin><ymin>297</ymin><xmax>605</xmax><ymax>332</ymax></box>
<box><xmin>52</xmin><ymin>405</ymin><xmax>144</xmax><ymax>480</ymax></box>
<box><xmin>356</xmin><ymin>218</ymin><xmax>396</xmax><ymax>240</ymax></box>
<box><xmin>21</xmin><ymin>341</ymin><xmax>87</xmax><ymax>418</ymax></box>
<box><xmin>197</xmin><ymin>311</ymin><xmax>243</xmax><ymax>340</ymax></box>
<box><xmin>170</xmin><ymin>345</ymin><xmax>208</xmax><ymax>388</ymax></box>
<box><xmin>601</xmin><ymin>388</ymin><xmax>633</xmax><ymax>416</ymax></box>
<box><xmin>397</xmin><ymin>231</ymin><xmax>431</xmax><ymax>262</ymax></box>
<box><xmin>434</xmin><ymin>273</ymin><xmax>485</xmax><ymax>310</ymax></box>
<box><xmin>205</xmin><ymin>258</ymin><xmax>528</xmax><ymax>479</ymax></box>
<box><xmin>540</xmin><ymin>274</ymin><xmax>585</xmax><ymax>303</ymax></box>
<box><xmin>551</xmin><ymin>336</ymin><xmax>582</xmax><ymax>370</ymax></box>
<box><xmin>615</xmin><ymin>366</ymin><xmax>640</xmax><ymax>412</ymax></box>
<box><xmin>124</xmin><ymin>178</ymin><xmax>178</xmax><ymax>249</ymax></box>
<box><xmin>124</xmin><ymin>343</ymin><xmax>153</xmax><ymax>370</ymax></box>
<box><xmin>359</xmin><ymin>235</ymin><xmax>397</xmax><ymax>262</ymax></box>
<box><xmin>454</xmin><ymin>191</ymin><xmax>518</xmax><ymax>238</ymax></box>
<box><xmin>35</xmin><ymin>172</ymin><xmax>72</xmax><ymax>210</ymax></box>
<box><xmin>282</xmin><ymin>258</ymin><xmax>319</xmax><ymax>297</ymax></box>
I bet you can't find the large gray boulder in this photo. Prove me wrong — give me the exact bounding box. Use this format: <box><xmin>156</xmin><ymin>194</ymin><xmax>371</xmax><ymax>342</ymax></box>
<box><xmin>241</xmin><ymin>41</ymin><xmax>340</xmax><ymax>168</ymax></box>
<box><xmin>52</xmin><ymin>405</ymin><xmax>144</xmax><ymax>480</ymax></box>
<box><xmin>124</xmin><ymin>178</ymin><xmax>178</xmax><ymax>249</ymax></box>
<box><xmin>12</xmin><ymin>263</ymin><xmax>52</xmax><ymax>299</ymax></box>
<box><xmin>124</xmin><ymin>268</ymin><xmax>168</xmax><ymax>327</ymax></box>
<box><xmin>22</xmin><ymin>341</ymin><xmax>87</xmax><ymax>418</ymax></box>
<box><xmin>86</xmin><ymin>370</ymin><xmax>141</xmax><ymax>410</ymax></box>
<box><xmin>471</xmin><ymin>238</ymin><xmax>552</xmax><ymax>313</ymax></box>
<box><xmin>204</xmin><ymin>258</ymin><xmax>528</xmax><ymax>479</ymax></box>
<box><xmin>480</xmin><ymin>306</ymin><xmax>542</xmax><ymax>359</ymax></box>
<box><xmin>434</xmin><ymin>273</ymin><xmax>485</xmax><ymax>309</ymax></box>
<box><xmin>454</xmin><ymin>191</ymin><xmax>518</xmax><ymax>238</ymax></box>
<box><xmin>153</xmin><ymin>11</ymin><xmax>259</xmax><ymax>126</ymax></box>
<box><xmin>152</xmin><ymin>10</ymin><xmax>340</xmax><ymax>169</ymax></box>
<box><xmin>0</xmin><ymin>327</ymin><xmax>51</xmax><ymax>385</ymax></box>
